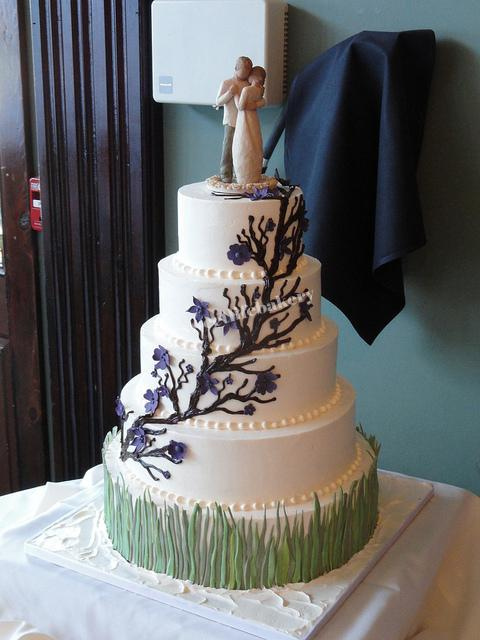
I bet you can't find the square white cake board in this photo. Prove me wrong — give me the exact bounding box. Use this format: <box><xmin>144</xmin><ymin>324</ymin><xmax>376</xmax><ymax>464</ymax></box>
<box><xmin>25</xmin><ymin>471</ymin><xmax>433</xmax><ymax>640</ymax></box>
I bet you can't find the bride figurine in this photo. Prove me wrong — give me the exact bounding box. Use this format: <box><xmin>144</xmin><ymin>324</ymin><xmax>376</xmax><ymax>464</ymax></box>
<box><xmin>232</xmin><ymin>66</ymin><xmax>266</xmax><ymax>185</ymax></box>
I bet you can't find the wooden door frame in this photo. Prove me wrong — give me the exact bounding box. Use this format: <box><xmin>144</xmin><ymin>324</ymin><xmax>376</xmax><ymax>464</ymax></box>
<box><xmin>31</xmin><ymin>0</ymin><xmax>165</xmax><ymax>481</ymax></box>
<box><xmin>0</xmin><ymin>0</ymin><xmax>46</xmax><ymax>491</ymax></box>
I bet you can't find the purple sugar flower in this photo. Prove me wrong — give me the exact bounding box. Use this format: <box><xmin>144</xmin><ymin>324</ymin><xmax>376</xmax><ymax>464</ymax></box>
<box><xmin>216</xmin><ymin>313</ymin><xmax>239</xmax><ymax>335</ymax></box>
<box><xmin>266</xmin><ymin>218</ymin><xmax>276</xmax><ymax>232</ymax></box>
<box><xmin>249</xmin><ymin>186</ymin><xmax>270</xmax><ymax>200</ymax></box>
<box><xmin>158</xmin><ymin>384</ymin><xmax>170</xmax><ymax>398</ymax></box>
<box><xmin>199</xmin><ymin>373</ymin><xmax>220</xmax><ymax>396</ymax></box>
<box><xmin>130</xmin><ymin>424</ymin><xmax>147</xmax><ymax>454</ymax></box>
<box><xmin>255</xmin><ymin>371</ymin><xmax>280</xmax><ymax>395</ymax></box>
<box><xmin>187</xmin><ymin>297</ymin><xmax>211</xmax><ymax>323</ymax></box>
<box><xmin>299</xmin><ymin>299</ymin><xmax>313</xmax><ymax>321</ymax></box>
<box><xmin>249</xmin><ymin>186</ymin><xmax>280</xmax><ymax>201</ymax></box>
<box><xmin>153</xmin><ymin>345</ymin><xmax>170</xmax><ymax>370</ymax></box>
<box><xmin>225</xmin><ymin>374</ymin><xmax>234</xmax><ymax>385</ymax></box>
<box><xmin>144</xmin><ymin>388</ymin><xmax>159</xmax><ymax>414</ymax></box>
<box><xmin>168</xmin><ymin>440</ymin><xmax>187</xmax><ymax>461</ymax></box>
<box><xmin>244</xmin><ymin>403</ymin><xmax>256</xmax><ymax>416</ymax></box>
<box><xmin>186</xmin><ymin>364</ymin><xmax>194</xmax><ymax>374</ymax></box>
<box><xmin>227</xmin><ymin>244</ymin><xmax>251</xmax><ymax>266</ymax></box>
<box><xmin>115</xmin><ymin>396</ymin><xmax>126</xmax><ymax>419</ymax></box>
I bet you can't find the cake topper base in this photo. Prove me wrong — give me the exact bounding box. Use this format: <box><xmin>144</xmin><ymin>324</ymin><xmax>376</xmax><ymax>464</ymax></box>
<box><xmin>206</xmin><ymin>174</ymin><xmax>278</xmax><ymax>194</ymax></box>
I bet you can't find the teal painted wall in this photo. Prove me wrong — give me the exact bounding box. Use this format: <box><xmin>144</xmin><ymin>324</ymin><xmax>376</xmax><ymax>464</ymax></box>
<box><xmin>162</xmin><ymin>1</ymin><xmax>480</xmax><ymax>493</ymax></box>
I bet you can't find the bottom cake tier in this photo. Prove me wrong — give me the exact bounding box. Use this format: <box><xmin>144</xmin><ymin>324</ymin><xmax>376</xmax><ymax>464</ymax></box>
<box><xmin>102</xmin><ymin>428</ymin><xmax>379</xmax><ymax>589</ymax></box>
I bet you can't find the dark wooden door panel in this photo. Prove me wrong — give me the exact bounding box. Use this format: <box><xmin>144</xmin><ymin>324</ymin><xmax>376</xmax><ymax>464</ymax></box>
<box><xmin>0</xmin><ymin>277</ymin><xmax>7</xmax><ymax>337</ymax></box>
<box><xmin>0</xmin><ymin>0</ymin><xmax>45</xmax><ymax>492</ymax></box>
<box><xmin>0</xmin><ymin>339</ymin><xmax>18</xmax><ymax>493</ymax></box>
<box><xmin>31</xmin><ymin>0</ymin><xmax>165</xmax><ymax>480</ymax></box>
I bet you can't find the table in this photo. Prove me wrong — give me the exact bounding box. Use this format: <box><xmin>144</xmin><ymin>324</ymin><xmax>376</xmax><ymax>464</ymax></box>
<box><xmin>0</xmin><ymin>467</ymin><xmax>479</xmax><ymax>640</ymax></box>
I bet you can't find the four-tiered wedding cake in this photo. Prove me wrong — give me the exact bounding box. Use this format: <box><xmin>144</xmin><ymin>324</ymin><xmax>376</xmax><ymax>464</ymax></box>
<box><xmin>102</xmin><ymin>182</ymin><xmax>379</xmax><ymax>589</ymax></box>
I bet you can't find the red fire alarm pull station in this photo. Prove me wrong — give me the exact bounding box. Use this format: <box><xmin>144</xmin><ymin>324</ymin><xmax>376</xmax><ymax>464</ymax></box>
<box><xmin>29</xmin><ymin>177</ymin><xmax>42</xmax><ymax>231</ymax></box>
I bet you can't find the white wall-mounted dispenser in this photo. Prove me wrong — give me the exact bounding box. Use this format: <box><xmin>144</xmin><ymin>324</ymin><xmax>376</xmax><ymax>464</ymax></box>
<box><xmin>151</xmin><ymin>0</ymin><xmax>288</xmax><ymax>106</ymax></box>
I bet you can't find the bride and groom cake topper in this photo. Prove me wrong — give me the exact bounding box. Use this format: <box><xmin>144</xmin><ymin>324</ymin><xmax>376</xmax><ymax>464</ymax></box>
<box><xmin>208</xmin><ymin>56</ymin><xmax>277</xmax><ymax>192</ymax></box>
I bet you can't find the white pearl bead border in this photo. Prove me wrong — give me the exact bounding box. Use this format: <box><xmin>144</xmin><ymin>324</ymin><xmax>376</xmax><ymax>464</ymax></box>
<box><xmin>155</xmin><ymin>318</ymin><xmax>327</xmax><ymax>356</ymax></box>
<box><xmin>154</xmin><ymin>381</ymin><xmax>342</xmax><ymax>432</ymax></box>
<box><xmin>172</xmin><ymin>255</ymin><xmax>307</xmax><ymax>281</ymax></box>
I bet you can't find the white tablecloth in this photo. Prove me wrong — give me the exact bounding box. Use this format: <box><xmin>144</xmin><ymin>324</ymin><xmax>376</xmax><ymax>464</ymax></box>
<box><xmin>0</xmin><ymin>467</ymin><xmax>478</xmax><ymax>640</ymax></box>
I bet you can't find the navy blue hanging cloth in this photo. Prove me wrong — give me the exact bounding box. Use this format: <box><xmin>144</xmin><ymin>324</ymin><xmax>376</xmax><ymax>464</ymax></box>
<box><xmin>265</xmin><ymin>30</ymin><xmax>436</xmax><ymax>344</ymax></box>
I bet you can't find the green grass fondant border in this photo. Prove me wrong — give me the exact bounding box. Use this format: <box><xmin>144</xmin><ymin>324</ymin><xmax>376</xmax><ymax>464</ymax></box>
<box><xmin>103</xmin><ymin>427</ymin><xmax>380</xmax><ymax>589</ymax></box>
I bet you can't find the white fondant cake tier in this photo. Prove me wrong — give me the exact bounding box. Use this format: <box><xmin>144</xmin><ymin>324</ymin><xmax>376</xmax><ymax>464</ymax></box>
<box><xmin>136</xmin><ymin>317</ymin><xmax>338</xmax><ymax>422</ymax></box>
<box><xmin>157</xmin><ymin>253</ymin><xmax>322</xmax><ymax>349</ymax></box>
<box><xmin>178</xmin><ymin>183</ymin><xmax>304</xmax><ymax>271</ymax></box>
<box><xmin>118</xmin><ymin>377</ymin><xmax>355</xmax><ymax>507</ymax></box>
<box><xmin>104</xmin><ymin>431</ymin><xmax>373</xmax><ymax>516</ymax></box>
<box><xmin>108</xmin><ymin>381</ymin><xmax>361</xmax><ymax>510</ymax></box>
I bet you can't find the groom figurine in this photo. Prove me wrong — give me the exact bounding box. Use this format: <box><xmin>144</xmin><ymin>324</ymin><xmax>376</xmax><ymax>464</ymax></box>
<box><xmin>214</xmin><ymin>56</ymin><xmax>253</xmax><ymax>183</ymax></box>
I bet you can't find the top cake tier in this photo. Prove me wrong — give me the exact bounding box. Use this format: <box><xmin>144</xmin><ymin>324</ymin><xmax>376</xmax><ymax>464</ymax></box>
<box><xmin>177</xmin><ymin>183</ymin><xmax>305</xmax><ymax>273</ymax></box>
